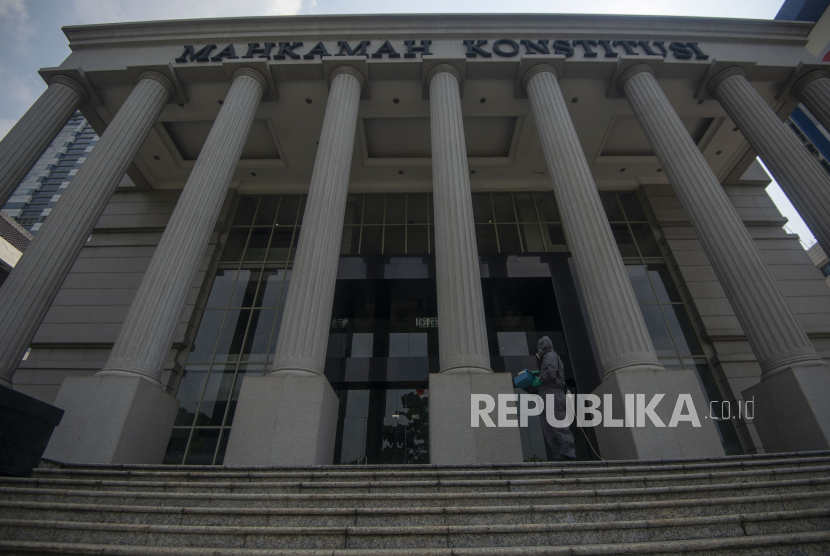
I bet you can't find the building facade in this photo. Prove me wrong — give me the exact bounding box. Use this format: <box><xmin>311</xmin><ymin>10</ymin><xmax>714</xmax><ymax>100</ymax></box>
<box><xmin>1</xmin><ymin>13</ymin><xmax>830</xmax><ymax>466</ymax></box>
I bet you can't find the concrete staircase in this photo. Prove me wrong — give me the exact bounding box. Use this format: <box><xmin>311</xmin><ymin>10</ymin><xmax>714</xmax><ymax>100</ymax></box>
<box><xmin>1</xmin><ymin>452</ymin><xmax>829</xmax><ymax>555</ymax></box>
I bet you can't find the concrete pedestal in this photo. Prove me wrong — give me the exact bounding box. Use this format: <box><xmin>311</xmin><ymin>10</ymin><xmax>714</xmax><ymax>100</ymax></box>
<box><xmin>43</xmin><ymin>376</ymin><xmax>178</xmax><ymax>464</ymax></box>
<box><xmin>742</xmin><ymin>364</ymin><xmax>830</xmax><ymax>452</ymax></box>
<box><xmin>224</xmin><ymin>373</ymin><xmax>339</xmax><ymax>466</ymax></box>
<box><xmin>428</xmin><ymin>371</ymin><xmax>524</xmax><ymax>465</ymax></box>
<box><xmin>591</xmin><ymin>366</ymin><xmax>725</xmax><ymax>460</ymax></box>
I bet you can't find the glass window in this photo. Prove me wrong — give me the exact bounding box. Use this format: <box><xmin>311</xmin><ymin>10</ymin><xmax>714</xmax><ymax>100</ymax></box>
<box><xmin>268</xmin><ymin>227</ymin><xmax>294</xmax><ymax>262</ymax></box>
<box><xmin>385</xmin><ymin>194</ymin><xmax>406</xmax><ymax>224</ymax></box>
<box><xmin>475</xmin><ymin>224</ymin><xmax>499</xmax><ymax>253</ymax></box>
<box><xmin>630</xmin><ymin>223</ymin><xmax>662</xmax><ymax>257</ymax></box>
<box><xmin>639</xmin><ymin>305</ymin><xmax>677</xmax><ymax>357</ymax></box>
<box><xmin>472</xmin><ymin>193</ymin><xmax>493</xmax><ymax>223</ymax></box>
<box><xmin>610</xmin><ymin>224</ymin><xmax>638</xmax><ymax>257</ymax></box>
<box><xmin>233</xmin><ymin>196</ymin><xmax>258</xmax><ymax>226</ymax></box>
<box><xmin>276</xmin><ymin>196</ymin><xmax>301</xmax><ymax>225</ymax></box>
<box><xmin>243</xmin><ymin>228</ymin><xmax>270</xmax><ymax>261</ymax></box>
<box><xmin>361</xmin><ymin>226</ymin><xmax>382</xmax><ymax>254</ymax></box>
<box><xmin>254</xmin><ymin>196</ymin><xmax>280</xmax><ymax>226</ymax></box>
<box><xmin>618</xmin><ymin>191</ymin><xmax>646</xmax><ymax>221</ymax></box>
<box><xmin>344</xmin><ymin>195</ymin><xmax>363</xmax><ymax>225</ymax></box>
<box><xmin>173</xmin><ymin>365</ymin><xmax>209</xmax><ymax>426</ymax></box>
<box><xmin>214</xmin><ymin>309</ymin><xmax>251</xmax><ymax>361</ymax></box>
<box><xmin>491</xmin><ymin>193</ymin><xmax>516</xmax><ymax>222</ymax></box>
<box><xmin>407</xmin><ymin>193</ymin><xmax>428</xmax><ymax>224</ymax></box>
<box><xmin>535</xmin><ymin>191</ymin><xmax>559</xmax><ymax>222</ymax></box>
<box><xmin>384</xmin><ymin>225</ymin><xmax>405</xmax><ymax>254</ymax></box>
<box><xmin>221</xmin><ymin>229</ymin><xmax>249</xmax><ymax>262</ymax></box>
<box><xmin>341</xmin><ymin>226</ymin><xmax>360</xmax><ymax>254</ymax></box>
<box><xmin>185</xmin><ymin>429</ymin><xmax>222</xmax><ymax>465</ymax></box>
<box><xmin>363</xmin><ymin>194</ymin><xmax>385</xmax><ymax>224</ymax></box>
<box><xmin>513</xmin><ymin>192</ymin><xmax>538</xmax><ymax>223</ymax></box>
<box><xmin>626</xmin><ymin>265</ymin><xmax>658</xmax><ymax>303</ymax></box>
<box><xmin>497</xmin><ymin>224</ymin><xmax>522</xmax><ymax>253</ymax></box>
<box><xmin>599</xmin><ymin>191</ymin><xmax>626</xmax><ymax>221</ymax></box>
<box><xmin>407</xmin><ymin>225</ymin><xmax>429</xmax><ymax>254</ymax></box>
<box><xmin>189</xmin><ymin>311</ymin><xmax>224</xmax><ymax>361</ymax></box>
<box><xmin>242</xmin><ymin>309</ymin><xmax>277</xmax><ymax>361</ymax></box>
<box><xmin>520</xmin><ymin>223</ymin><xmax>545</xmax><ymax>253</ymax></box>
<box><xmin>647</xmin><ymin>264</ymin><xmax>683</xmax><ymax>303</ymax></box>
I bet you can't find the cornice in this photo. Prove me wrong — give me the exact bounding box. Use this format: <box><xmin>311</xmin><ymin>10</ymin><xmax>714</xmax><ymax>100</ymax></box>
<box><xmin>62</xmin><ymin>13</ymin><xmax>812</xmax><ymax>49</ymax></box>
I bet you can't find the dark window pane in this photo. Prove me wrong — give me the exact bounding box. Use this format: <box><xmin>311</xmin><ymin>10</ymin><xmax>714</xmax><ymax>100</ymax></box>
<box><xmin>475</xmin><ymin>224</ymin><xmax>499</xmax><ymax>253</ymax></box>
<box><xmin>361</xmin><ymin>226</ymin><xmax>382</xmax><ymax>254</ymax></box>
<box><xmin>497</xmin><ymin>224</ymin><xmax>522</xmax><ymax>253</ymax></box>
<box><xmin>340</xmin><ymin>226</ymin><xmax>360</xmax><ymax>255</ymax></box>
<box><xmin>267</xmin><ymin>227</ymin><xmax>294</xmax><ymax>262</ymax></box>
<box><xmin>229</xmin><ymin>270</ymin><xmax>259</xmax><ymax>307</ymax></box>
<box><xmin>243</xmin><ymin>228</ymin><xmax>270</xmax><ymax>261</ymax></box>
<box><xmin>618</xmin><ymin>191</ymin><xmax>647</xmax><ymax>221</ymax></box>
<box><xmin>189</xmin><ymin>310</ymin><xmax>224</xmax><ymax>361</ymax></box>
<box><xmin>184</xmin><ymin>429</ymin><xmax>221</xmax><ymax>465</ymax></box>
<box><xmin>233</xmin><ymin>196</ymin><xmax>258</xmax><ymax>225</ymax></box>
<box><xmin>407</xmin><ymin>193</ymin><xmax>428</xmax><ymax>224</ymax></box>
<box><xmin>255</xmin><ymin>269</ymin><xmax>288</xmax><ymax>307</ymax></box>
<box><xmin>254</xmin><ymin>196</ymin><xmax>279</xmax><ymax>226</ymax></box>
<box><xmin>288</xmin><ymin>226</ymin><xmax>301</xmax><ymax>262</ymax></box>
<box><xmin>276</xmin><ymin>195</ymin><xmax>302</xmax><ymax>225</ymax></box>
<box><xmin>639</xmin><ymin>305</ymin><xmax>677</xmax><ymax>357</ymax></box>
<box><xmin>220</xmin><ymin>229</ymin><xmax>249</xmax><ymax>262</ymax></box>
<box><xmin>514</xmin><ymin>192</ymin><xmax>538</xmax><ymax>223</ymax></box>
<box><xmin>226</xmin><ymin>364</ymin><xmax>262</xmax><ymax>426</ymax></box>
<box><xmin>205</xmin><ymin>270</ymin><xmax>238</xmax><ymax>309</ymax></box>
<box><xmin>196</xmin><ymin>364</ymin><xmax>236</xmax><ymax>426</ymax></box>
<box><xmin>542</xmin><ymin>224</ymin><xmax>567</xmax><ymax>251</ymax></box>
<box><xmin>214</xmin><ymin>429</ymin><xmax>230</xmax><ymax>465</ymax></box>
<box><xmin>611</xmin><ymin>224</ymin><xmax>638</xmax><ymax>257</ymax></box>
<box><xmin>297</xmin><ymin>195</ymin><xmax>307</xmax><ymax>223</ymax></box>
<box><xmin>344</xmin><ymin>194</ymin><xmax>363</xmax><ymax>225</ymax></box>
<box><xmin>534</xmin><ymin>191</ymin><xmax>559</xmax><ymax>222</ymax></box>
<box><xmin>492</xmin><ymin>193</ymin><xmax>516</xmax><ymax>223</ymax></box>
<box><xmin>429</xmin><ymin>225</ymin><xmax>435</xmax><ymax>254</ymax></box>
<box><xmin>384</xmin><ymin>225</ymin><xmax>405</xmax><ymax>254</ymax></box>
<box><xmin>363</xmin><ymin>194</ymin><xmax>385</xmax><ymax>224</ymax></box>
<box><xmin>214</xmin><ymin>309</ymin><xmax>251</xmax><ymax>362</ymax></box>
<box><xmin>520</xmin><ymin>223</ymin><xmax>545</xmax><ymax>253</ymax></box>
<box><xmin>631</xmin><ymin>223</ymin><xmax>661</xmax><ymax>257</ymax></box>
<box><xmin>626</xmin><ymin>264</ymin><xmax>658</xmax><ymax>303</ymax></box>
<box><xmin>278</xmin><ymin>272</ymin><xmax>291</xmax><ymax>307</ymax></box>
<box><xmin>665</xmin><ymin>305</ymin><xmax>703</xmax><ymax>356</ymax></box>
<box><xmin>407</xmin><ymin>225</ymin><xmax>428</xmax><ymax>254</ymax></box>
<box><xmin>600</xmin><ymin>191</ymin><xmax>625</xmax><ymax>221</ymax></box>
<box><xmin>163</xmin><ymin>429</ymin><xmax>191</xmax><ymax>464</ymax></box>
<box><xmin>243</xmin><ymin>309</ymin><xmax>277</xmax><ymax>362</ymax></box>
<box><xmin>428</xmin><ymin>194</ymin><xmax>434</xmax><ymax>224</ymax></box>
<box><xmin>647</xmin><ymin>264</ymin><xmax>683</xmax><ymax>303</ymax></box>
<box><xmin>472</xmin><ymin>193</ymin><xmax>493</xmax><ymax>223</ymax></box>
<box><xmin>174</xmin><ymin>365</ymin><xmax>209</xmax><ymax>426</ymax></box>
<box><xmin>269</xmin><ymin>309</ymin><xmax>285</xmax><ymax>359</ymax></box>
<box><xmin>385</xmin><ymin>194</ymin><xmax>406</xmax><ymax>224</ymax></box>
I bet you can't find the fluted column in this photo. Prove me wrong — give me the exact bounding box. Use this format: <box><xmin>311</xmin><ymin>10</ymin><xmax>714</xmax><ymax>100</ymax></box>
<box><xmin>429</xmin><ymin>66</ymin><xmax>491</xmax><ymax>374</ymax></box>
<box><xmin>0</xmin><ymin>77</ymin><xmax>88</xmax><ymax>207</ymax></box>
<box><xmin>0</xmin><ymin>72</ymin><xmax>173</xmax><ymax>389</ymax></box>
<box><xmin>622</xmin><ymin>65</ymin><xmax>820</xmax><ymax>374</ymax></box>
<box><xmin>793</xmin><ymin>71</ymin><xmax>830</xmax><ymax>135</ymax></box>
<box><xmin>270</xmin><ymin>66</ymin><xmax>364</xmax><ymax>375</ymax></box>
<box><xmin>525</xmin><ymin>66</ymin><xmax>661</xmax><ymax>376</ymax></box>
<box><xmin>711</xmin><ymin>68</ymin><xmax>830</xmax><ymax>260</ymax></box>
<box><xmin>99</xmin><ymin>69</ymin><xmax>266</xmax><ymax>385</ymax></box>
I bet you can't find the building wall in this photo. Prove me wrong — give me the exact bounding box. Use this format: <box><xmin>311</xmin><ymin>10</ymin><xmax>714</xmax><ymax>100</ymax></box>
<box><xmin>12</xmin><ymin>188</ymin><xmax>236</xmax><ymax>403</ymax></box>
<box><xmin>640</xmin><ymin>173</ymin><xmax>830</xmax><ymax>453</ymax></box>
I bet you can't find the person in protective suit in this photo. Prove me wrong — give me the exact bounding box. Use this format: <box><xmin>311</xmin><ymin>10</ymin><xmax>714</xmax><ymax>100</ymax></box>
<box><xmin>536</xmin><ymin>336</ymin><xmax>576</xmax><ymax>460</ymax></box>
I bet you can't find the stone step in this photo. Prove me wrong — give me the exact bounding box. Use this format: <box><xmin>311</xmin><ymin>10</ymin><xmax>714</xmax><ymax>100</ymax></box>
<box><xmin>2</xmin><ymin>476</ymin><xmax>829</xmax><ymax>508</ymax></box>
<box><xmin>4</xmin><ymin>465</ymin><xmax>829</xmax><ymax>494</ymax></box>
<box><xmin>1</xmin><ymin>508</ymin><xmax>828</xmax><ymax>549</ymax></box>
<box><xmin>31</xmin><ymin>452</ymin><xmax>830</xmax><ymax>483</ymax></box>
<box><xmin>1</xmin><ymin>490</ymin><xmax>827</xmax><ymax>528</ymax></box>
<box><xmin>1</xmin><ymin>530</ymin><xmax>829</xmax><ymax>555</ymax></box>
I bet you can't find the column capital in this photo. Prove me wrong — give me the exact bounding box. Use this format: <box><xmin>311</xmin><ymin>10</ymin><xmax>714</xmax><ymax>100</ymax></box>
<box><xmin>521</xmin><ymin>64</ymin><xmax>557</xmax><ymax>92</ymax></box>
<box><xmin>330</xmin><ymin>65</ymin><xmax>365</xmax><ymax>92</ymax></box>
<box><xmin>707</xmin><ymin>67</ymin><xmax>746</xmax><ymax>97</ymax></box>
<box><xmin>617</xmin><ymin>64</ymin><xmax>654</xmax><ymax>94</ymax></box>
<box><xmin>792</xmin><ymin>70</ymin><xmax>830</xmax><ymax>101</ymax></box>
<box><xmin>428</xmin><ymin>64</ymin><xmax>462</xmax><ymax>86</ymax></box>
<box><xmin>137</xmin><ymin>71</ymin><xmax>176</xmax><ymax>101</ymax></box>
<box><xmin>49</xmin><ymin>76</ymin><xmax>89</xmax><ymax>105</ymax></box>
<box><xmin>232</xmin><ymin>67</ymin><xmax>268</xmax><ymax>96</ymax></box>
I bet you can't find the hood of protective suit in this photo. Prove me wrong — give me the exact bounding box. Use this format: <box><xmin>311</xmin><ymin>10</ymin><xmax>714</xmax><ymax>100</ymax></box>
<box><xmin>536</xmin><ymin>336</ymin><xmax>554</xmax><ymax>355</ymax></box>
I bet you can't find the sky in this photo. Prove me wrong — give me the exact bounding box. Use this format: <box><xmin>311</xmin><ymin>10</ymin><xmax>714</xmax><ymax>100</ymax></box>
<box><xmin>0</xmin><ymin>0</ymin><xmax>816</xmax><ymax>247</ymax></box>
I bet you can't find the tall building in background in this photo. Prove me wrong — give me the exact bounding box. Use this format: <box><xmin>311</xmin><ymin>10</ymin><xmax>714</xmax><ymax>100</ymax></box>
<box><xmin>1</xmin><ymin>111</ymin><xmax>99</xmax><ymax>233</ymax></box>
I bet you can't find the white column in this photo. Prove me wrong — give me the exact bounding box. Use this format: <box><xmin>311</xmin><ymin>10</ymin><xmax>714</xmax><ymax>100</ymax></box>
<box><xmin>525</xmin><ymin>65</ymin><xmax>722</xmax><ymax>460</ymax></box>
<box><xmin>225</xmin><ymin>66</ymin><xmax>364</xmax><ymax>466</ymax></box>
<box><xmin>793</xmin><ymin>70</ymin><xmax>830</xmax><ymax>135</ymax></box>
<box><xmin>0</xmin><ymin>72</ymin><xmax>173</xmax><ymax>390</ymax></box>
<box><xmin>0</xmin><ymin>77</ymin><xmax>88</xmax><ymax>207</ymax></box>
<box><xmin>711</xmin><ymin>68</ymin><xmax>830</xmax><ymax>261</ymax></box>
<box><xmin>426</xmin><ymin>65</ymin><xmax>523</xmax><ymax>464</ymax></box>
<box><xmin>525</xmin><ymin>66</ymin><xmax>660</xmax><ymax>376</ymax></box>
<box><xmin>99</xmin><ymin>68</ymin><xmax>266</xmax><ymax>385</ymax></box>
<box><xmin>621</xmin><ymin>65</ymin><xmax>830</xmax><ymax>452</ymax></box>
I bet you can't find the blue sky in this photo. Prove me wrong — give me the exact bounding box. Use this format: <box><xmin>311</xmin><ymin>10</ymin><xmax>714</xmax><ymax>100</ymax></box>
<box><xmin>0</xmin><ymin>0</ymin><xmax>813</xmax><ymax>246</ymax></box>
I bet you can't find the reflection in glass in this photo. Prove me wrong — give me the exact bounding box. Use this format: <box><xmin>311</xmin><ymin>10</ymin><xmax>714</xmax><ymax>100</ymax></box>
<box><xmin>385</xmin><ymin>225</ymin><xmax>405</xmax><ymax>254</ymax></box>
<box><xmin>407</xmin><ymin>193</ymin><xmax>428</xmax><ymax>224</ymax></box>
<box><xmin>475</xmin><ymin>224</ymin><xmax>499</xmax><ymax>253</ymax></box>
<box><xmin>492</xmin><ymin>193</ymin><xmax>516</xmax><ymax>222</ymax></box>
<box><xmin>221</xmin><ymin>229</ymin><xmax>249</xmax><ymax>262</ymax></box>
<box><xmin>647</xmin><ymin>264</ymin><xmax>683</xmax><ymax>303</ymax></box>
<box><xmin>385</xmin><ymin>195</ymin><xmax>406</xmax><ymax>224</ymax></box>
<box><xmin>639</xmin><ymin>305</ymin><xmax>676</xmax><ymax>357</ymax></box>
<box><xmin>214</xmin><ymin>309</ymin><xmax>250</xmax><ymax>361</ymax></box>
<box><xmin>361</xmin><ymin>226</ymin><xmax>382</xmax><ymax>254</ymax></box>
<box><xmin>497</xmin><ymin>224</ymin><xmax>522</xmax><ymax>253</ymax></box>
<box><xmin>626</xmin><ymin>265</ymin><xmax>658</xmax><ymax>303</ymax></box>
<box><xmin>599</xmin><ymin>191</ymin><xmax>625</xmax><ymax>221</ymax></box>
<box><xmin>255</xmin><ymin>196</ymin><xmax>280</xmax><ymax>226</ymax></box>
<box><xmin>196</xmin><ymin>364</ymin><xmax>236</xmax><ymax>426</ymax></box>
<box><xmin>189</xmin><ymin>311</ymin><xmax>224</xmax><ymax>361</ymax></box>
<box><xmin>233</xmin><ymin>196</ymin><xmax>258</xmax><ymax>225</ymax></box>
<box><xmin>205</xmin><ymin>270</ymin><xmax>238</xmax><ymax>309</ymax></box>
<box><xmin>630</xmin><ymin>223</ymin><xmax>661</xmax><ymax>257</ymax></box>
<box><xmin>407</xmin><ymin>225</ymin><xmax>428</xmax><ymax>254</ymax></box>
<box><xmin>664</xmin><ymin>305</ymin><xmax>703</xmax><ymax>356</ymax></box>
<box><xmin>163</xmin><ymin>429</ymin><xmax>191</xmax><ymax>464</ymax></box>
<box><xmin>173</xmin><ymin>365</ymin><xmax>209</xmax><ymax>426</ymax></box>
<box><xmin>618</xmin><ymin>191</ymin><xmax>646</xmax><ymax>221</ymax></box>
<box><xmin>611</xmin><ymin>224</ymin><xmax>638</xmax><ymax>257</ymax></box>
<box><xmin>243</xmin><ymin>309</ymin><xmax>276</xmax><ymax>361</ymax></box>
<box><xmin>185</xmin><ymin>429</ymin><xmax>221</xmax><ymax>465</ymax></box>
<box><xmin>244</xmin><ymin>228</ymin><xmax>271</xmax><ymax>261</ymax></box>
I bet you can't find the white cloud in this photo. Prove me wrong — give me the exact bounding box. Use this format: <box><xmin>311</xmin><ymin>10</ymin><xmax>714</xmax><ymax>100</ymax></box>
<box><xmin>0</xmin><ymin>118</ymin><xmax>17</xmax><ymax>141</ymax></box>
<box><xmin>70</xmin><ymin>0</ymin><xmax>311</xmax><ymax>24</ymax></box>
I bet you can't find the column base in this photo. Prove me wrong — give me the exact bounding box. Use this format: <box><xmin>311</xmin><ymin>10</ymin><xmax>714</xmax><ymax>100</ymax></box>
<box><xmin>224</xmin><ymin>373</ymin><xmax>339</xmax><ymax>466</ymax></box>
<box><xmin>428</xmin><ymin>370</ymin><xmax>524</xmax><ymax>465</ymax></box>
<box><xmin>742</xmin><ymin>363</ymin><xmax>830</xmax><ymax>452</ymax></box>
<box><xmin>591</xmin><ymin>366</ymin><xmax>724</xmax><ymax>460</ymax></box>
<box><xmin>43</xmin><ymin>376</ymin><xmax>179</xmax><ymax>464</ymax></box>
